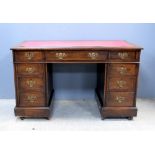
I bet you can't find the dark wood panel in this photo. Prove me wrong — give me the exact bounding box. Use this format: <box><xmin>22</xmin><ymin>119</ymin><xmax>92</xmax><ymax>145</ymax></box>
<box><xmin>101</xmin><ymin>107</ymin><xmax>137</xmax><ymax>118</ymax></box>
<box><xmin>45</xmin><ymin>64</ymin><xmax>53</xmax><ymax>104</ymax></box>
<box><xmin>14</xmin><ymin>107</ymin><xmax>51</xmax><ymax>118</ymax></box>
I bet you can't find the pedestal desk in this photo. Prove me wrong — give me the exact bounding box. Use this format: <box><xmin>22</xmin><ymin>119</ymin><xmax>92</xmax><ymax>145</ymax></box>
<box><xmin>11</xmin><ymin>41</ymin><xmax>142</xmax><ymax>120</ymax></box>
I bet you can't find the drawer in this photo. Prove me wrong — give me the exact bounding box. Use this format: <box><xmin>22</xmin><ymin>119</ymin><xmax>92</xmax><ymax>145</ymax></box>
<box><xmin>107</xmin><ymin>77</ymin><xmax>136</xmax><ymax>91</ymax></box>
<box><xmin>46</xmin><ymin>51</ymin><xmax>107</xmax><ymax>61</ymax></box>
<box><xmin>109</xmin><ymin>51</ymin><xmax>136</xmax><ymax>62</ymax></box>
<box><xmin>107</xmin><ymin>64</ymin><xmax>137</xmax><ymax>77</ymax></box>
<box><xmin>106</xmin><ymin>92</ymin><xmax>135</xmax><ymax>107</ymax></box>
<box><xmin>19</xmin><ymin>91</ymin><xmax>45</xmax><ymax>107</ymax></box>
<box><xmin>16</xmin><ymin>64</ymin><xmax>45</xmax><ymax>75</ymax></box>
<box><xmin>18</xmin><ymin>77</ymin><xmax>45</xmax><ymax>91</ymax></box>
<box><xmin>14</xmin><ymin>51</ymin><xmax>44</xmax><ymax>62</ymax></box>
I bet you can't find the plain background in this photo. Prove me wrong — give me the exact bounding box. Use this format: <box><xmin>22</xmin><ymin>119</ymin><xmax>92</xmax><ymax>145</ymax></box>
<box><xmin>0</xmin><ymin>23</ymin><xmax>154</xmax><ymax>99</ymax></box>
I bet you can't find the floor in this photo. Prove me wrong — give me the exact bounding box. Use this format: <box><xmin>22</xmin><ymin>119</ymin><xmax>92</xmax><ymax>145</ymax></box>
<box><xmin>0</xmin><ymin>98</ymin><xmax>155</xmax><ymax>131</ymax></box>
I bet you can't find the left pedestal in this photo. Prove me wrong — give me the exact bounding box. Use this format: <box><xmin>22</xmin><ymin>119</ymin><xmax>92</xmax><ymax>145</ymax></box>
<box><xmin>12</xmin><ymin>51</ymin><xmax>53</xmax><ymax>119</ymax></box>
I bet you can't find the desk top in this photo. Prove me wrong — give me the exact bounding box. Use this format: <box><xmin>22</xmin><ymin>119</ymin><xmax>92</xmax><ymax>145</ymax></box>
<box><xmin>11</xmin><ymin>40</ymin><xmax>142</xmax><ymax>50</ymax></box>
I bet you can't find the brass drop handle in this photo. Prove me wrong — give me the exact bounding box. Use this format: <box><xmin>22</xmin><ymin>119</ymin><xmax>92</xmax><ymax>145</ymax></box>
<box><xmin>118</xmin><ymin>66</ymin><xmax>127</xmax><ymax>75</ymax></box>
<box><xmin>26</xmin><ymin>80</ymin><xmax>36</xmax><ymax>88</ymax></box>
<box><xmin>116</xmin><ymin>80</ymin><xmax>126</xmax><ymax>88</ymax></box>
<box><xmin>25</xmin><ymin>67</ymin><xmax>35</xmax><ymax>73</ymax></box>
<box><xmin>118</xmin><ymin>52</ymin><xmax>128</xmax><ymax>59</ymax></box>
<box><xmin>56</xmin><ymin>52</ymin><xmax>67</xmax><ymax>59</ymax></box>
<box><xmin>115</xmin><ymin>96</ymin><xmax>125</xmax><ymax>103</ymax></box>
<box><xmin>25</xmin><ymin>52</ymin><xmax>34</xmax><ymax>60</ymax></box>
<box><xmin>27</xmin><ymin>95</ymin><xmax>37</xmax><ymax>103</ymax></box>
<box><xmin>88</xmin><ymin>52</ymin><xmax>98</xmax><ymax>59</ymax></box>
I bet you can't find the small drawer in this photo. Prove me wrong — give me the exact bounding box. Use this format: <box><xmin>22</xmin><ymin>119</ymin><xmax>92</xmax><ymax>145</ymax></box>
<box><xmin>18</xmin><ymin>77</ymin><xmax>45</xmax><ymax>91</ymax></box>
<box><xmin>19</xmin><ymin>91</ymin><xmax>45</xmax><ymax>107</ymax></box>
<box><xmin>107</xmin><ymin>77</ymin><xmax>136</xmax><ymax>91</ymax></box>
<box><xmin>16</xmin><ymin>64</ymin><xmax>44</xmax><ymax>75</ymax></box>
<box><xmin>109</xmin><ymin>51</ymin><xmax>136</xmax><ymax>62</ymax></box>
<box><xmin>106</xmin><ymin>92</ymin><xmax>135</xmax><ymax>107</ymax></box>
<box><xmin>107</xmin><ymin>64</ymin><xmax>137</xmax><ymax>77</ymax></box>
<box><xmin>46</xmin><ymin>51</ymin><xmax>107</xmax><ymax>61</ymax></box>
<box><xmin>14</xmin><ymin>51</ymin><xmax>44</xmax><ymax>62</ymax></box>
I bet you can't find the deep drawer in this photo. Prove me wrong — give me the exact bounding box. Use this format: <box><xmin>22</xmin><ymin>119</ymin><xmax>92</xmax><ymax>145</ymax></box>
<box><xmin>107</xmin><ymin>77</ymin><xmax>136</xmax><ymax>91</ymax></box>
<box><xmin>19</xmin><ymin>91</ymin><xmax>45</xmax><ymax>107</ymax></box>
<box><xmin>18</xmin><ymin>77</ymin><xmax>45</xmax><ymax>91</ymax></box>
<box><xmin>14</xmin><ymin>51</ymin><xmax>44</xmax><ymax>62</ymax></box>
<box><xmin>45</xmin><ymin>51</ymin><xmax>108</xmax><ymax>61</ymax></box>
<box><xmin>105</xmin><ymin>92</ymin><xmax>135</xmax><ymax>107</ymax></box>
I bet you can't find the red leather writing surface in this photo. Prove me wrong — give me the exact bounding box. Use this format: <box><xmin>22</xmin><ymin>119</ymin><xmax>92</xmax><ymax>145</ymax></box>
<box><xmin>17</xmin><ymin>40</ymin><xmax>138</xmax><ymax>49</ymax></box>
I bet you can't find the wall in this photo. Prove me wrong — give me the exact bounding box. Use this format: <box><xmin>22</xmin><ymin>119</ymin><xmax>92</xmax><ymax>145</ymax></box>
<box><xmin>0</xmin><ymin>24</ymin><xmax>154</xmax><ymax>99</ymax></box>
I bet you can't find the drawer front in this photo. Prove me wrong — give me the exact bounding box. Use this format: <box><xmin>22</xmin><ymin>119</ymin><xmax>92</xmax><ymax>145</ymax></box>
<box><xmin>18</xmin><ymin>77</ymin><xmax>45</xmax><ymax>91</ymax></box>
<box><xmin>106</xmin><ymin>92</ymin><xmax>135</xmax><ymax>107</ymax></box>
<box><xmin>16</xmin><ymin>64</ymin><xmax>44</xmax><ymax>75</ymax></box>
<box><xmin>109</xmin><ymin>51</ymin><xmax>136</xmax><ymax>62</ymax></box>
<box><xmin>107</xmin><ymin>64</ymin><xmax>137</xmax><ymax>76</ymax></box>
<box><xmin>107</xmin><ymin>77</ymin><xmax>136</xmax><ymax>91</ymax></box>
<box><xmin>19</xmin><ymin>92</ymin><xmax>45</xmax><ymax>107</ymax></box>
<box><xmin>14</xmin><ymin>51</ymin><xmax>44</xmax><ymax>62</ymax></box>
<box><xmin>46</xmin><ymin>51</ymin><xmax>107</xmax><ymax>61</ymax></box>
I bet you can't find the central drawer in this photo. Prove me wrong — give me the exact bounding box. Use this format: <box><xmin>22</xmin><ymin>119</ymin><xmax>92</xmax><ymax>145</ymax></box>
<box><xmin>45</xmin><ymin>51</ymin><xmax>108</xmax><ymax>61</ymax></box>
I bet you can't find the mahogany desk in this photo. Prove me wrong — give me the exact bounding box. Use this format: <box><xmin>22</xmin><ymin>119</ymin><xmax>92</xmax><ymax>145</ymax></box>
<box><xmin>11</xmin><ymin>41</ymin><xmax>142</xmax><ymax>120</ymax></box>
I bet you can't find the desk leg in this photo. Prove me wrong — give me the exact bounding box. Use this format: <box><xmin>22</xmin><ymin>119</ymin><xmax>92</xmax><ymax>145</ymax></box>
<box><xmin>96</xmin><ymin>64</ymin><xmax>106</xmax><ymax>119</ymax></box>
